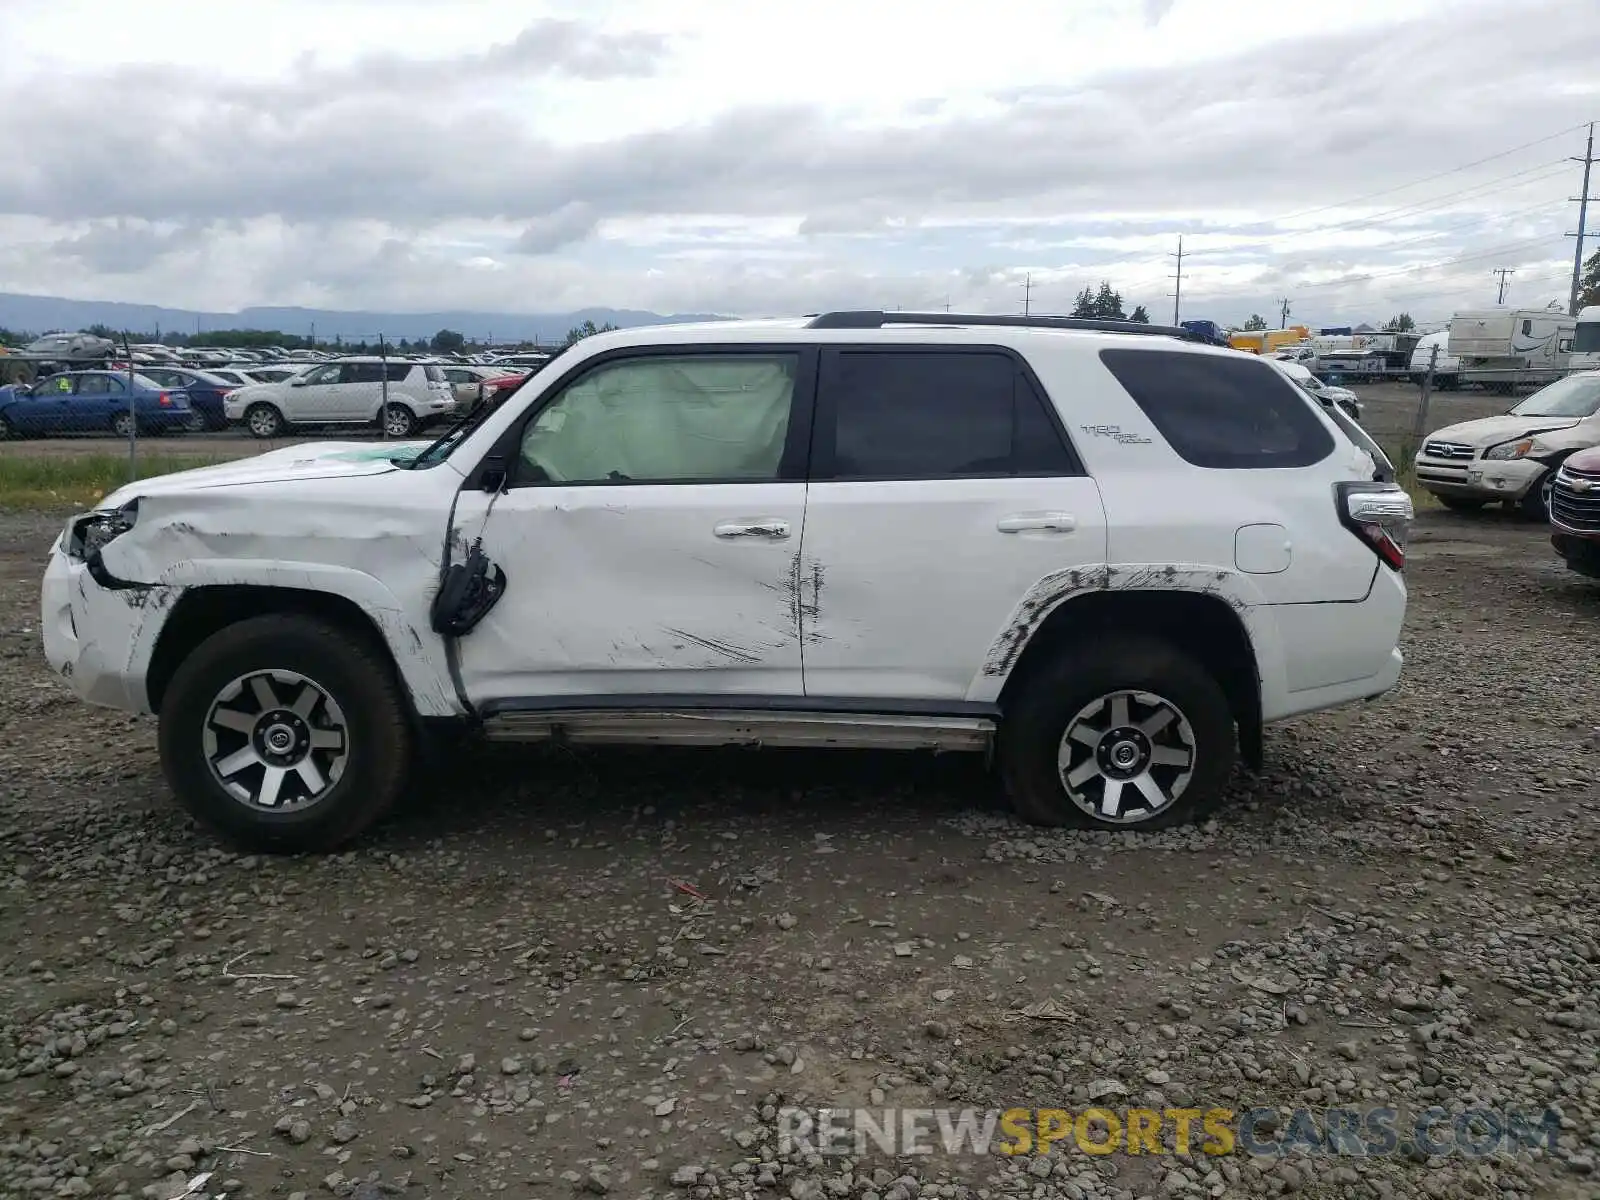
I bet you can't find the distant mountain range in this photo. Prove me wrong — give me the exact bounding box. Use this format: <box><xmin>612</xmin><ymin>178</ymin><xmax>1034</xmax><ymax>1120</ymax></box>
<box><xmin>0</xmin><ymin>292</ymin><xmax>729</xmax><ymax>344</ymax></box>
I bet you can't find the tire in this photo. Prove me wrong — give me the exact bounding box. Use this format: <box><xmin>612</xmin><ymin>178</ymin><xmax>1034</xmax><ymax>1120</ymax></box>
<box><xmin>110</xmin><ymin>411</ymin><xmax>135</xmax><ymax>439</ymax></box>
<box><xmin>1439</xmin><ymin>497</ymin><xmax>1487</xmax><ymax>513</ymax></box>
<box><xmin>382</xmin><ymin>404</ymin><xmax>417</xmax><ymax>439</ymax></box>
<box><xmin>0</xmin><ymin>413</ymin><xmax>13</xmax><ymax>440</ymax></box>
<box><xmin>999</xmin><ymin>636</ymin><xmax>1236</xmax><ymax>831</ymax></box>
<box><xmin>245</xmin><ymin>403</ymin><xmax>284</xmax><ymax>438</ymax></box>
<box><xmin>1519</xmin><ymin>465</ymin><xmax>1559</xmax><ymax>520</ymax></box>
<box><xmin>157</xmin><ymin>614</ymin><xmax>414</xmax><ymax>853</ymax></box>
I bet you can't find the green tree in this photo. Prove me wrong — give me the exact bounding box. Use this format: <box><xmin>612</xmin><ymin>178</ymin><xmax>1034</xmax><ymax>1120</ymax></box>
<box><xmin>1243</xmin><ymin>314</ymin><xmax>1269</xmax><ymax>331</ymax></box>
<box><xmin>1093</xmin><ymin>281</ymin><xmax>1125</xmax><ymax>320</ymax></box>
<box><xmin>1070</xmin><ymin>287</ymin><xmax>1096</xmax><ymax>318</ymax></box>
<box><xmin>1128</xmin><ymin>305</ymin><xmax>1150</xmax><ymax>324</ymax></box>
<box><xmin>1385</xmin><ymin>312</ymin><xmax>1415</xmax><ymax>332</ymax></box>
<box><xmin>564</xmin><ymin>319</ymin><xmax>619</xmax><ymax>346</ymax></box>
<box><xmin>86</xmin><ymin>323</ymin><xmax>118</xmax><ymax>340</ymax></box>
<box><xmin>431</xmin><ymin>328</ymin><xmax>466</xmax><ymax>354</ymax></box>
<box><xmin>1579</xmin><ymin>249</ymin><xmax>1600</xmax><ymax>308</ymax></box>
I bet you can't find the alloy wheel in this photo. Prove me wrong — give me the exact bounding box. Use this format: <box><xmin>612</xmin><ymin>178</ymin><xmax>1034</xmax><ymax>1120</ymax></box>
<box><xmin>1056</xmin><ymin>690</ymin><xmax>1196</xmax><ymax>824</ymax></box>
<box><xmin>202</xmin><ymin>669</ymin><xmax>349</xmax><ymax>812</ymax></box>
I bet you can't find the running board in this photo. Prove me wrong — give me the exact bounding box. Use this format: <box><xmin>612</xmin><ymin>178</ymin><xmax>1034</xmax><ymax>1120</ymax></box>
<box><xmin>479</xmin><ymin>709</ymin><xmax>995</xmax><ymax>752</ymax></box>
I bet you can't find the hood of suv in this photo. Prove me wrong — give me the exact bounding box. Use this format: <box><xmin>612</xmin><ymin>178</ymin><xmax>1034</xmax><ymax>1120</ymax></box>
<box><xmin>99</xmin><ymin>440</ymin><xmax>431</xmax><ymax>506</ymax></box>
<box><xmin>1423</xmin><ymin>414</ymin><xmax>1580</xmax><ymax>448</ymax></box>
<box><xmin>1566</xmin><ymin>444</ymin><xmax>1600</xmax><ymax>473</ymax></box>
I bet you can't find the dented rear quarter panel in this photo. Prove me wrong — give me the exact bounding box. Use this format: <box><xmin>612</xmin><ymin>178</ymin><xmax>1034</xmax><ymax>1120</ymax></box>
<box><xmin>90</xmin><ymin>460</ymin><xmax>465</xmax><ymax>717</ymax></box>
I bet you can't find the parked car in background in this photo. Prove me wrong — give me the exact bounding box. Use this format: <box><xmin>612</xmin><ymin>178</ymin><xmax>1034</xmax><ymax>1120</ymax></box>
<box><xmin>1413</xmin><ymin>371</ymin><xmax>1600</xmax><ymax>516</ymax></box>
<box><xmin>1549</xmin><ymin>443</ymin><xmax>1600</xmax><ymax>578</ymax></box>
<box><xmin>1271</xmin><ymin>360</ymin><xmax>1362</xmax><ymax>421</ymax></box>
<box><xmin>138</xmin><ymin>367</ymin><xmax>240</xmax><ymax>431</ymax></box>
<box><xmin>222</xmin><ymin>357</ymin><xmax>456</xmax><ymax>438</ymax></box>
<box><xmin>0</xmin><ymin>370</ymin><xmax>194</xmax><ymax>438</ymax></box>
<box><xmin>24</xmin><ymin>331</ymin><xmax>116</xmax><ymax>360</ymax></box>
<box><xmin>438</xmin><ymin>364</ymin><xmax>500</xmax><ymax>414</ymax></box>
<box><xmin>242</xmin><ymin>366</ymin><xmax>304</xmax><ymax>385</ymax></box>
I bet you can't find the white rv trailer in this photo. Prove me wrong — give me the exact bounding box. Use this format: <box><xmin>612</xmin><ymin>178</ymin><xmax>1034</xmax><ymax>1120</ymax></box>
<box><xmin>1448</xmin><ymin>308</ymin><xmax>1576</xmax><ymax>391</ymax></box>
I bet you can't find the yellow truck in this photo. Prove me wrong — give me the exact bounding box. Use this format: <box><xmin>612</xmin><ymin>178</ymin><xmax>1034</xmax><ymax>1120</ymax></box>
<box><xmin>1229</xmin><ymin>326</ymin><xmax>1311</xmax><ymax>354</ymax></box>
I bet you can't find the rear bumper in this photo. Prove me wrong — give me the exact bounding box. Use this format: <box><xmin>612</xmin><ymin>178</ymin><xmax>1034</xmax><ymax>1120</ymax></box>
<box><xmin>1259</xmin><ymin>566</ymin><xmax>1407</xmax><ymax>722</ymax></box>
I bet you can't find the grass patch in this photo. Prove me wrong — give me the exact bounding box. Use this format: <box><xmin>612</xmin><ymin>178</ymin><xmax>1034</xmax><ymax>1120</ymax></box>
<box><xmin>0</xmin><ymin>454</ymin><xmax>231</xmax><ymax>510</ymax></box>
<box><xmin>1384</xmin><ymin>439</ymin><xmax>1439</xmax><ymax>511</ymax></box>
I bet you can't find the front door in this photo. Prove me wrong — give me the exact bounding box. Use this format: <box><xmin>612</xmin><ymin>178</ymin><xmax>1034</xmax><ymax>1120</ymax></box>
<box><xmin>798</xmin><ymin>347</ymin><xmax>1109</xmax><ymax>701</ymax></box>
<box><xmin>286</xmin><ymin>363</ymin><xmax>344</xmax><ymax>423</ymax></box>
<box><xmin>451</xmin><ymin>347</ymin><xmax>817</xmax><ymax>704</ymax></box>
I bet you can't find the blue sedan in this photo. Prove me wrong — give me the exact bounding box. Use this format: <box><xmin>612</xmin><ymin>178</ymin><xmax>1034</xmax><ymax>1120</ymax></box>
<box><xmin>0</xmin><ymin>371</ymin><xmax>195</xmax><ymax>438</ymax></box>
<box><xmin>138</xmin><ymin>367</ymin><xmax>239</xmax><ymax>431</ymax></box>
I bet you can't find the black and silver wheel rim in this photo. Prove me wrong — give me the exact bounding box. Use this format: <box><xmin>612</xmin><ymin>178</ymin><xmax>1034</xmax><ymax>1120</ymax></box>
<box><xmin>247</xmin><ymin>408</ymin><xmax>278</xmax><ymax>437</ymax></box>
<box><xmin>112</xmin><ymin>413</ymin><xmax>134</xmax><ymax>437</ymax></box>
<box><xmin>1057</xmin><ymin>690</ymin><xmax>1196</xmax><ymax>824</ymax></box>
<box><xmin>384</xmin><ymin>407</ymin><xmax>411</xmax><ymax>437</ymax></box>
<box><xmin>202</xmin><ymin>669</ymin><xmax>349</xmax><ymax>812</ymax></box>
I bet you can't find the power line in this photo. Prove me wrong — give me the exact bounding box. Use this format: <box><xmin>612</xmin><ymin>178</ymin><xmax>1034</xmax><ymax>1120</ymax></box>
<box><xmin>1259</xmin><ymin>119</ymin><xmax>1597</xmax><ymax>226</ymax></box>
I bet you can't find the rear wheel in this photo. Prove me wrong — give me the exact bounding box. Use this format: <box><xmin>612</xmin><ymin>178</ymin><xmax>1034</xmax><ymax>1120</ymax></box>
<box><xmin>1000</xmin><ymin>636</ymin><xmax>1236</xmax><ymax>830</ymax></box>
<box><xmin>110</xmin><ymin>411</ymin><xmax>135</xmax><ymax>439</ymax></box>
<box><xmin>382</xmin><ymin>404</ymin><xmax>416</xmax><ymax>439</ymax></box>
<box><xmin>157</xmin><ymin>614</ymin><xmax>413</xmax><ymax>853</ymax></box>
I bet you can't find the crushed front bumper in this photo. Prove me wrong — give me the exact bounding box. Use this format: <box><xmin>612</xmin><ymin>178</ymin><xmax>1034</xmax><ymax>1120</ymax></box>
<box><xmin>1414</xmin><ymin>454</ymin><xmax>1547</xmax><ymax>503</ymax></box>
<box><xmin>41</xmin><ymin>534</ymin><xmax>168</xmax><ymax>714</ymax></box>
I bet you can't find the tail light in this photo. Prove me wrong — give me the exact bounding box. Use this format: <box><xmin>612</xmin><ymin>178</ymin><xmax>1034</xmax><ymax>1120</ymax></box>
<box><xmin>158</xmin><ymin>392</ymin><xmax>172</xmax><ymax>406</ymax></box>
<box><xmin>1336</xmin><ymin>481</ymin><xmax>1412</xmax><ymax>570</ymax></box>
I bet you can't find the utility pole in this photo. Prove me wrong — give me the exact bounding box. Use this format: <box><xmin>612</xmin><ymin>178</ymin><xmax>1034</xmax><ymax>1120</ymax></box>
<box><xmin>944</xmin><ymin>294</ymin><xmax>952</xmax><ymax>313</ymax></box>
<box><xmin>1278</xmin><ymin>298</ymin><xmax>1291</xmax><ymax>328</ymax></box>
<box><xmin>1494</xmin><ymin>267</ymin><xmax>1515</xmax><ymax>304</ymax></box>
<box><xmin>1568</xmin><ymin>121</ymin><xmax>1596</xmax><ymax>315</ymax></box>
<box><xmin>1022</xmin><ymin>274</ymin><xmax>1033</xmax><ymax>316</ymax></box>
<box><xmin>1168</xmin><ymin>235</ymin><xmax>1184</xmax><ymax>325</ymax></box>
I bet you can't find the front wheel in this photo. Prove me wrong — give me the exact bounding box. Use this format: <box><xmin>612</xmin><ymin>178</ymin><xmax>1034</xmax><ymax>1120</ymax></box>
<box><xmin>382</xmin><ymin>404</ymin><xmax>416</xmax><ymax>439</ymax></box>
<box><xmin>245</xmin><ymin>403</ymin><xmax>284</xmax><ymax>439</ymax></box>
<box><xmin>1519</xmin><ymin>467</ymin><xmax>1558</xmax><ymax>520</ymax></box>
<box><xmin>110</xmin><ymin>411</ymin><xmax>136</xmax><ymax>439</ymax></box>
<box><xmin>157</xmin><ymin>614</ymin><xmax>414</xmax><ymax>853</ymax></box>
<box><xmin>999</xmin><ymin>636</ymin><xmax>1236</xmax><ymax>830</ymax></box>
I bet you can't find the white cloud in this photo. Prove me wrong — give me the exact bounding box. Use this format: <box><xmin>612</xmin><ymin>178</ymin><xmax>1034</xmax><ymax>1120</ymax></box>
<box><xmin>0</xmin><ymin>0</ymin><xmax>1594</xmax><ymax>327</ymax></box>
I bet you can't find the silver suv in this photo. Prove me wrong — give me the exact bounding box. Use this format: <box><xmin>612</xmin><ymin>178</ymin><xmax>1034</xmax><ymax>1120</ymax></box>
<box><xmin>223</xmin><ymin>357</ymin><xmax>456</xmax><ymax>438</ymax></box>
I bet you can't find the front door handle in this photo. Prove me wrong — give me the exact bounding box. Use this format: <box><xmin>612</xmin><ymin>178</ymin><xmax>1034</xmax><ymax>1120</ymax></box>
<box><xmin>997</xmin><ymin>512</ymin><xmax>1076</xmax><ymax>533</ymax></box>
<box><xmin>714</xmin><ymin>519</ymin><xmax>791</xmax><ymax>539</ymax></box>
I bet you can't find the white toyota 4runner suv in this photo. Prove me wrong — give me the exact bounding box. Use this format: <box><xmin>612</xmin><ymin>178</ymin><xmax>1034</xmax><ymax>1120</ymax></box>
<box><xmin>41</xmin><ymin>313</ymin><xmax>1411</xmax><ymax>853</ymax></box>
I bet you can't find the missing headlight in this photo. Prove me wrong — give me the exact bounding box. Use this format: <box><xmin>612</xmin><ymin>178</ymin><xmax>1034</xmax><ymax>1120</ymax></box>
<box><xmin>70</xmin><ymin>498</ymin><xmax>140</xmax><ymax>560</ymax></box>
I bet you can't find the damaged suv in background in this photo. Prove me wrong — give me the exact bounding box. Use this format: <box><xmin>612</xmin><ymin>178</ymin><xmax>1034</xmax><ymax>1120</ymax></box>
<box><xmin>1413</xmin><ymin>372</ymin><xmax>1600</xmax><ymax>517</ymax></box>
<box><xmin>42</xmin><ymin>312</ymin><xmax>1411</xmax><ymax>853</ymax></box>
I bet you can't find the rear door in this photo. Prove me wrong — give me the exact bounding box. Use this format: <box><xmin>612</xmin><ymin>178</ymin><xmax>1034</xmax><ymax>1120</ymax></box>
<box><xmin>798</xmin><ymin>347</ymin><xmax>1109</xmax><ymax>701</ymax></box>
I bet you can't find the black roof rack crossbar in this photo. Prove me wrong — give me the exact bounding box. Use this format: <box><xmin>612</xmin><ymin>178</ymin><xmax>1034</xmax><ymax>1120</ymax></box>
<box><xmin>804</xmin><ymin>310</ymin><xmax>1207</xmax><ymax>341</ymax></box>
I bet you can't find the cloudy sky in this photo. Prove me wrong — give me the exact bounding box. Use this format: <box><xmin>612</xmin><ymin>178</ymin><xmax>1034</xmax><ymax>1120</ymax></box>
<box><xmin>1</xmin><ymin>0</ymin><xmax>1597</xmax><ymax>325</ymax></box>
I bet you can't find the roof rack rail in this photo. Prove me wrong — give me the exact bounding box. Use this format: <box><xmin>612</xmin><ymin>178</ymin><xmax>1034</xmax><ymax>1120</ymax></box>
<box><xmin>804</xmin><ymin>310</ymin><xmax>1206</xmax><ymax>341</ymax></box>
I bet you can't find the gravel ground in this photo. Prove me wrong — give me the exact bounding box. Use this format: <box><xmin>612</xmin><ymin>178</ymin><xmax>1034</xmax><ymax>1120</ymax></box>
<box><xmin>2</xmin><ymin>505</ymin><xmax>1599</xmax><ymax>1200</ymax></box>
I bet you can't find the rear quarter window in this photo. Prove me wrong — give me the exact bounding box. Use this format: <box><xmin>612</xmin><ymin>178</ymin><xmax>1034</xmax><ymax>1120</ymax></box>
<box><xmin>1098</xmin><ymin>348</ymin><xmax>1335</xmax><ymax>469</ymax></box>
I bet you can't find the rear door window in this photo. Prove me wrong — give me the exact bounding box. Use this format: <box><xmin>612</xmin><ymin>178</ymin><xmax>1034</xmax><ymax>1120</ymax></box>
<box><xmin>1098</xmin><ymin>349</ymin><xmax>1335</xmax><ymax>469</ymax></box>
<box><xmin>816</xmin><ymin>349</ymin><xmax>1079</xmax><ymax>479</ymax></box>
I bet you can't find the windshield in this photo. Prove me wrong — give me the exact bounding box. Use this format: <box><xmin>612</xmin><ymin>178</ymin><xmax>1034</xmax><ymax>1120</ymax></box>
<box><xmin>1576</xmin><ymin>323</ymin><xmax>1600</xmax><ymax>354</ymax></box>
<box><xmin>1508</xmin><ymin>374</ymin><xmax>1600</xmax><ymax>418</ymax></box>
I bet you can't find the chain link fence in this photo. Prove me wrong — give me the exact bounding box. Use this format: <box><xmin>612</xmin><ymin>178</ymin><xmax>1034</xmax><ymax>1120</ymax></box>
<box><xmin>0</xmin><ymin>343</ymin><xmax>543</xmax><ymax>507</ymax></box>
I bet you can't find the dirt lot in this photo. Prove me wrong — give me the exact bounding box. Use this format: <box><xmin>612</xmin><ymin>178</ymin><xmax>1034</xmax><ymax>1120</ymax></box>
<box><xmin>1</xmin><ymin>406</ymin><xmax>1598</xmax><ymax>1200</ymax></box>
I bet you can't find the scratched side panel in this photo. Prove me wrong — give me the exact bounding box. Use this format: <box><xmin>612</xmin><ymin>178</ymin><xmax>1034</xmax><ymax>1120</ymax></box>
<box><xmin>450</xmin><ymin>482</ymin><xmax>809</xmax><ymax>702</ymax></box>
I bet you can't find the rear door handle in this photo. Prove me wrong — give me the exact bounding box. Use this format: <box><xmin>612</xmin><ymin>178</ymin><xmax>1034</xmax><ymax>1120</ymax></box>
<box><xmin>714</xmin><ymin>519</ymin><xmax>791</xmax><ymax>539</ymax></box>
<box><xmin>997</xmin><ymin>512</ymin><xmax>1076</xmax><ymax>533</ymax></box>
